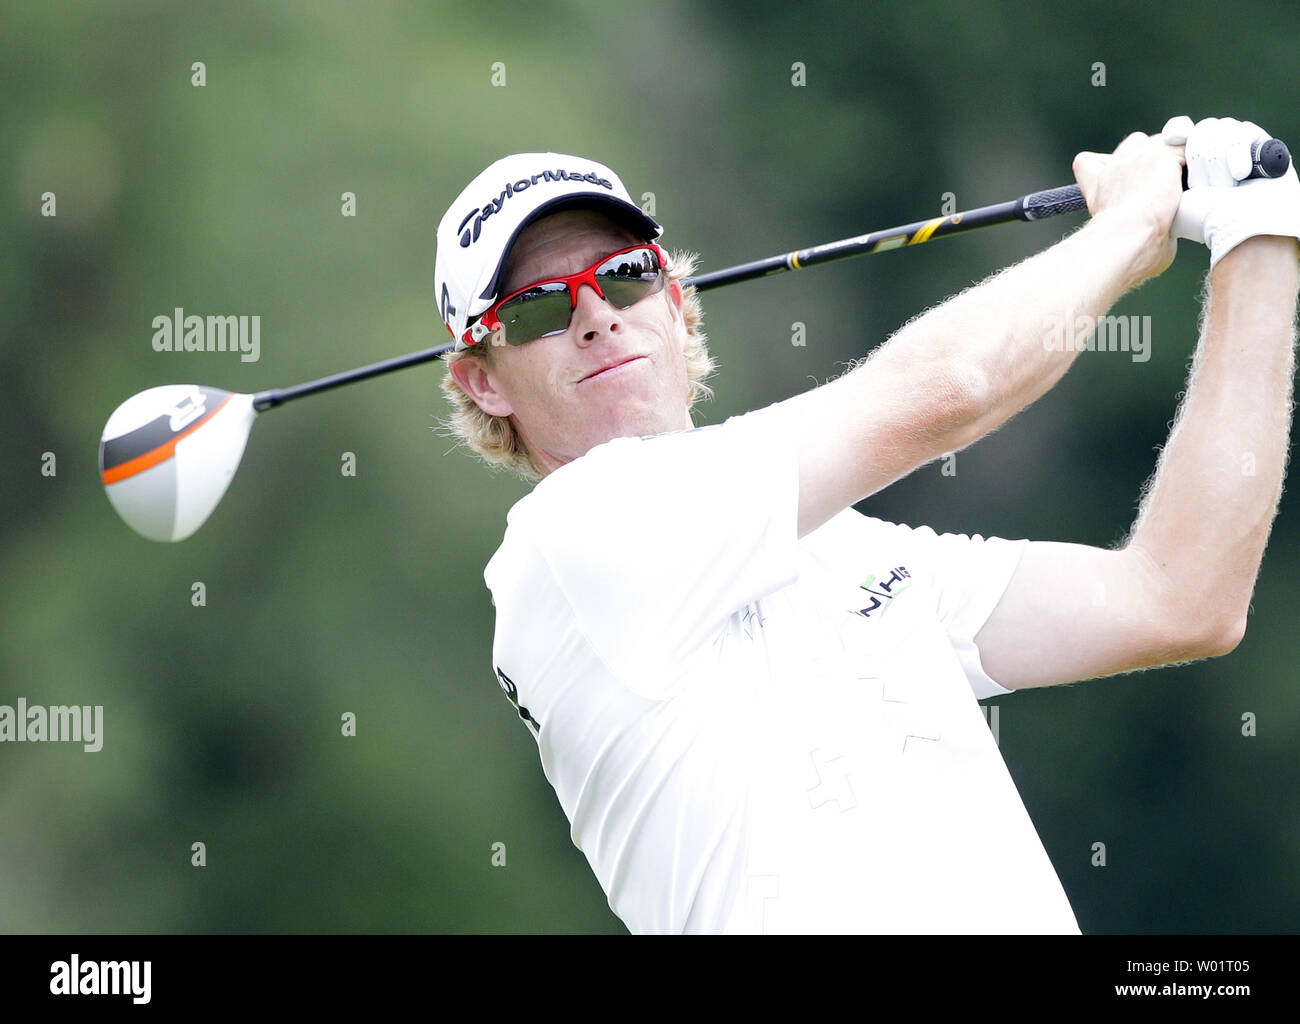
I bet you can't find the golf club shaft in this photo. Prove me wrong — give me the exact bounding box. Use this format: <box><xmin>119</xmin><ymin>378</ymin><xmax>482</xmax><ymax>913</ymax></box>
<box><xmin>253</xmin><ymin>138</ymin><xmax>1292</xmax><ymax>412</ymax></box>
<box><xmin>682</xmin><ymin>185</ymin><xmax>1088</xmax><ymax>292</ymax></box>
<box><xmin>253</xmin><ymin>345</ymin><xmax>455</xmax><ymax>410</ymax></box>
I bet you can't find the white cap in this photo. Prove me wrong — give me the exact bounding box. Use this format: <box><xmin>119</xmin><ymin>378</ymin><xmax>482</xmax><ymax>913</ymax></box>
<box><xmin>434</xmin><ymin>152</ymin><xmax>662</xmax><ymax>348</ymax></box>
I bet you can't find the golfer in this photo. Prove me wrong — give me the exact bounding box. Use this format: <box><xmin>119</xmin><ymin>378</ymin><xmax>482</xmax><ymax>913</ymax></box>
<box><xmin>433</xmin><ymin>116</ymin><xmax>1300</xmax><ymax>933</ymax></box>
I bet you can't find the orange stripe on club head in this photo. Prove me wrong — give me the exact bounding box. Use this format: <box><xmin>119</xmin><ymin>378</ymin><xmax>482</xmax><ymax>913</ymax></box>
<box><xmin>100</xmin><ymin>393</ymin><xmax>234</xmax><ymax>486</ymax></box>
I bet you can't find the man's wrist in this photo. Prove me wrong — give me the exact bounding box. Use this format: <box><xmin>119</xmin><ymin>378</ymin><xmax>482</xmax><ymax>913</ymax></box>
<box><xmin>1212</xmin><ymin>235</ymin><xmax>1300</xmax><ymax>281</ymax></box>
<box><xmin>1207</xmin><ymin>236</ymin><xmax>1300</xmax><ymax>353</ymax></box>
<box><xmin>1080</xmin><ymin>207</ymin><xmax>1167</xmax><ymax>293</ymax></box>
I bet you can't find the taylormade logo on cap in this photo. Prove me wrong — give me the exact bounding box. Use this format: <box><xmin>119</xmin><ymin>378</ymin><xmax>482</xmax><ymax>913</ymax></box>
<box><xmin>435</xmin><ymin>152</ymin><xmax>662</xmax><ymax>348</ymax></box>
<box><xmin>457</xmin><ymin>169</ymin><xmax>617</xmax><ymax>247</ymax></box>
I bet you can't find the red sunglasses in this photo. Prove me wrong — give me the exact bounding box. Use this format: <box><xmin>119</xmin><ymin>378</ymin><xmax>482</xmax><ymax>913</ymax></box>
<box><xmin>463</xmin><ymin>243</ymin><xmax>669</xmax><ymax>347</ymax></box>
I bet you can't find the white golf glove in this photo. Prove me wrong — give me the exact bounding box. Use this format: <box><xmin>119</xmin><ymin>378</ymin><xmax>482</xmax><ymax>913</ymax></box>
<box><xmin>1161</xmin><ymin>115</ymin><xmax>1300</xmax><ymax>268</ymax></box>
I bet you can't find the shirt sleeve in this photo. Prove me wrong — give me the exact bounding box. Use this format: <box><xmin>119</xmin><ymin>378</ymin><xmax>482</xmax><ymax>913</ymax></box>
<box><xmin>911</xmin><ymin>526</ymin><xmax>1028</xmax><ymax>699</ymax></box>
<box><xmin>514</xmin><ymin>402</ymin><xmax>801</xmax><ymax>694</ymax></box>
<box><xmin>801</xmin><ymin>512</ymin><xmax>1027</xmax><ymax>700</ymax></box>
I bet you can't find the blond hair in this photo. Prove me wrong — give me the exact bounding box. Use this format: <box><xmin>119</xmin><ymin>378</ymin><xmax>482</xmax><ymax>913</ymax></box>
<box><xmin>437</xmin><ymin>249</ymin><xmax>717</xmax><ymax>482</ymax></box>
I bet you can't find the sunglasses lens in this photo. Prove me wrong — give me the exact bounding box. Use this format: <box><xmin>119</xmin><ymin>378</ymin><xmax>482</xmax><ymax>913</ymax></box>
<box><xmin>491</xmin><ymin>247</ymin><xmax>665</xmax><ymax>345</ymax></box>
<box><xmin>595</xmin><ymin>248</ymin><xmax>665</xmax><ymax>308</ymax></box>
<box><xmin>496</xmin><ymin>284</ymin><xmax>572</xmax><ymax>346</ymax></box>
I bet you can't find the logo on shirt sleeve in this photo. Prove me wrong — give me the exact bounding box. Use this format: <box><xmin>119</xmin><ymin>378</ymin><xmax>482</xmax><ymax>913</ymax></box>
<box><xmin>855</xmin><ymin>566</ymin><xmax>911</xmax><ymax>618</ymax></box>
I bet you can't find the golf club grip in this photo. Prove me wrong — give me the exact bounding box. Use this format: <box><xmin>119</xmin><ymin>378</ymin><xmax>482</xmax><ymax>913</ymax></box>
<box><xmin>1021</xmin><ymin>186</ymin><xmax>1088</xmax><ymax>221</ymax></box>
<box><xmin>1022</xmin><ymin>137</ymin><xmax>1293</xmax><ymax>223</ymax></box>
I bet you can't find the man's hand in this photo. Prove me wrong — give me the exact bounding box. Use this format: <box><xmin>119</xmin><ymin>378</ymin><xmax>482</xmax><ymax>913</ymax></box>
<box><xmin>1072</xmin><ymin>129</ymin><xmax>1186</xmax><ymax>287</ymax></box>
<box><xmin>1163</xmin><ymin>115</ymin><xmax>1300</xmax><ymax>267</ymax></box>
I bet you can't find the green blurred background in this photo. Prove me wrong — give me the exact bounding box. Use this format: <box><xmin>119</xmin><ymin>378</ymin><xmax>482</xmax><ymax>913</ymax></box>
<box><xmin>2</xmin><ymin>0</ymin><xmax>1297</xmax><ymax>934</ymax></box>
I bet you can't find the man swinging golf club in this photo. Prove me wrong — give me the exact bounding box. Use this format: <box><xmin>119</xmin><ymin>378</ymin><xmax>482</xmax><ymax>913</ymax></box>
<box><xmin>435</xmin><ymin>115</ymin><xmax>1300</xmax><ymax>934</ymax></box>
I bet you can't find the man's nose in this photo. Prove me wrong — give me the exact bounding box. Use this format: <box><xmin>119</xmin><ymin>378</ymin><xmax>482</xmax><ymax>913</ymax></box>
<box><xmin>570</xmin><ymin>283</ymin><xmax>623</xmax><ymax>343</ymax></box>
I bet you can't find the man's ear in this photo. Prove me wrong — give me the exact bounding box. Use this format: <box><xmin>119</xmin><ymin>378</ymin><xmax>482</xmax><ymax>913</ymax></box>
<box><xmin>665</xmin><ymin>278</ymin><xmax>686</xmax><ymax>330</ymax></box>
<box><xmin>666</xmin><ymin>279</ymin><xmax>691</xmax><ymax>351</ymax></box>
<box><xmin>666</xmin><ymin>278</ymin><xmax>684</xmax><ymax>317</ymax></box>
<box><xmin>449</xmin><ymin>354</ymin><xmax>514</xmax><ymax>418</ymax></box>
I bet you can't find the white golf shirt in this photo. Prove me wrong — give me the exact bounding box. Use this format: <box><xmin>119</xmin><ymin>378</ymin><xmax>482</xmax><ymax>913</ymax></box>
<box><xmin>483</xmin><ymin>404</ymin><xmax>1081</xmax><ymax>934</ymax></box>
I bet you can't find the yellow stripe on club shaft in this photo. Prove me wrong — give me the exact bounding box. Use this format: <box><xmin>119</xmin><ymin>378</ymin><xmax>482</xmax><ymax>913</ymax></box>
<box><xmin>910</xmin><ymin>217</ymin><xmax>947</xmax><ymax>245</ymax></box>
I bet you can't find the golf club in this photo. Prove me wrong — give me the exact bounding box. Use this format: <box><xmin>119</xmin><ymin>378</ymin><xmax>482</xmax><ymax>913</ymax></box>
<box><xmin>100</xmin><ymin>144</ymin><xmax>1292</xmax><ymax>542</ymax></box>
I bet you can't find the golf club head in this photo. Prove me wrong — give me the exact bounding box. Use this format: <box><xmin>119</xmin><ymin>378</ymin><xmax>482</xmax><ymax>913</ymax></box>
<box><xmin>99</xmin><ymin>385</ymin><xmax>256</xmax><ymax>542</ymax></box>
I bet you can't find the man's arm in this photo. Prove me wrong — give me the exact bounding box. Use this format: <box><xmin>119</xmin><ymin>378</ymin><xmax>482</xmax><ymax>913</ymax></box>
<box><xmin>771</xmin><ymin>132</ymin><xmax>1184</xmax><ymax>539</ymax></box>
<box><xmin>976</xmin><ymin>236</ymin><xmax>1299</xmax><ymax>688</ymax></box>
